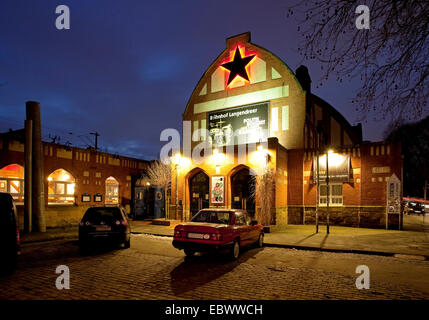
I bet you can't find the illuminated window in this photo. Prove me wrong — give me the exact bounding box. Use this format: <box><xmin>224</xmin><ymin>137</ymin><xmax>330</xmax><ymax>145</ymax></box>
<box><xmin>105</xmin><ymin>176</ymin><xmax>119</xmax><ymax>204</ymax></box>
<box><xmin>319</xmin><ymin>184</ymin><xmax>343</xmax><ymax>206</ymax></box>
<box><xmin>0</xmin><ymin>164</ymin><xmax>25</xmax><ymax>202</ymax></box>
<box><xmin>47</xmin><ymin>169</ymin><xmax>75</xmax><ymax>204</ymax></box>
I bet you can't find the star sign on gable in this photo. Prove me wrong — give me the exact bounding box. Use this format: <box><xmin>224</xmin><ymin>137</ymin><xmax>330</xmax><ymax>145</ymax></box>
<box><xmin>220</xmin><ymin>46</ymin><xmax>256</xmax><ymax>87</ymax></box>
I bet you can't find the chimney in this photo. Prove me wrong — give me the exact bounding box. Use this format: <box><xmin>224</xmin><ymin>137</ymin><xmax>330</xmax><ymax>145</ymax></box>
<box><xmin>295</xmin><ymin>65</ymin><xmax>312</xmax><ymax>93</ymax></box>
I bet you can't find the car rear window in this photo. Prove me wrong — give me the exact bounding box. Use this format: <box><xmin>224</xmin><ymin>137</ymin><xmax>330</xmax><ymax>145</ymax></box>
<box><xmin>82</xmin><ymin>207</ymin><xmax>122</xmax><ymax>224</ymax></box>
<box><xmin>191</xmin><ymin>211</ymin><xmax>231</xmax><ymax>224</ymax></box>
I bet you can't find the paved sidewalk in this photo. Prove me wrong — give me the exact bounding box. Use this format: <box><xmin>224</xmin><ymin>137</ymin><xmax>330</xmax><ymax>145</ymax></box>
<box><xmin>21</xmin><ymin>227</ymin><xmax>78</xmax><ymax>244</ymax></box>
<box><xmin>20</xmin><ymin>220</ymin><xmax>429</xmax><ymax>258</ymax></box>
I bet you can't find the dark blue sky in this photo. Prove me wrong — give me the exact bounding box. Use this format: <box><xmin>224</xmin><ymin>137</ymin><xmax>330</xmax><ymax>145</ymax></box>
<box><xmin>1</xmin><ymin>0</ymin><xmax>383</xmax><ymax>160</ymax></box>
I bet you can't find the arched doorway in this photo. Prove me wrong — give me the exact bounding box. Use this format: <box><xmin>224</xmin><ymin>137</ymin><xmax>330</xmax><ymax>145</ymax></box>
<box><xmin>0</xmin><ymin>164</ymin><xmax>24</xmax><ymax>203</ymax></box>
<box><xmin>189</xmin><ymin>171</ymin><xmax>209</xmax><ymax>217</ymax></box>
<box><xmin>231</xmin><ymin>168</ymin><xmax>255</xmax><ymax>217</ymax></box>
<box><xmin>105</xmin><ymin>176</ymin><xmax>119</xmax><ymax>204</ymax></box>
<box><xmin>47</xmin><ymin>168</ymin><xmax>75</xmax><ymax>204</ymax></box>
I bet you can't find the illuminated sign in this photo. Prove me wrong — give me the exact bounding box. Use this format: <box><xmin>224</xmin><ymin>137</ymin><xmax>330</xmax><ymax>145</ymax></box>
<box><xmin>313</xmin><ymin>154</ymin><xmax>351</xmax><ymax>183</ymax></box>
<box><xmin>208</xmin><ymin>102</ymin><xmax>268</xmax><ymax>147</ymax></box>
<box><xmin>220</xmin><ymin>46</ymin><xmax>256</xmax><ymax>87</ymax></box>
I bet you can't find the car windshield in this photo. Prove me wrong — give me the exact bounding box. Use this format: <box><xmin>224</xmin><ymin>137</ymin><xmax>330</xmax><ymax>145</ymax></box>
<box><xmin>82</xmin><ymin>207</ymin><xmax>122</xmax><ymax>224</ymax></box>
<box><xmin>191</xmin><ymin>211</ymin><xmax>231</xmax><ymax>224</ymax></box>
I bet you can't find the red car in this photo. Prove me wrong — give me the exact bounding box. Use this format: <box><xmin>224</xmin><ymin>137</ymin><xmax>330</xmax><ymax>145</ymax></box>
<box><xmin>173</xmin><ymin>209</ymin><xmax>264</xmax><ymax>260</ymax></box>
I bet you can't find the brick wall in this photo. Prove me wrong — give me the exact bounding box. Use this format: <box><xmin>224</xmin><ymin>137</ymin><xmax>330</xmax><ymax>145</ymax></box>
<box><xmin>1</xmin><ymin>137</ymin><xmax>148</xmax><ymax>228</ymax></box>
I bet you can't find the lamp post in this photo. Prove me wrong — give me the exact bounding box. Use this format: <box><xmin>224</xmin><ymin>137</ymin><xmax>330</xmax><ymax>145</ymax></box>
<box><xmin>173</xmin><ymin>153</ymin><xmax>182</xmax><ymax>221</ymax></box>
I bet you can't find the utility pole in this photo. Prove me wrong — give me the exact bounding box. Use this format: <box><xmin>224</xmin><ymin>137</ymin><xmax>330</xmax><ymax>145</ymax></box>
<box><xmin>90</xmin><ymin>132</ymin><xmax>100</xmax><ymax>150</ymax></box>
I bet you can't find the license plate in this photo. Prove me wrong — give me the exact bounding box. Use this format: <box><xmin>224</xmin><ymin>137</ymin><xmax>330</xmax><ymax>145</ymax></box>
<box><xmin>187</xmin><ymin>232</ymin><xmax>204</xmax><ymax>239</ymax></box>
<box><xmin>95</xmin><ymin>226</ymin><xmax>111</xmax><ymax>231</ymax></box>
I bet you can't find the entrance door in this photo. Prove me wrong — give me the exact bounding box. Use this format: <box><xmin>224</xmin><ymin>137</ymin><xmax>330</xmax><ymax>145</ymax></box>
<box><xmin>189</xmin><ymin>171</ymin><xmax>209</xmax><ymax>217</ymax></box>
<box><xmin>134</xmin><ymin>187</ymin><xmax>146</xmax><ymax>219</ymax></box>
<box><xmin>133</xmin><ymin>186</ymin><xmax>155</xmax><ymax>219</ymax></box>
<box><xmin>231</xmin><ymin>168</ymin><xmax>255</xmax><ymax>217</ymax></box>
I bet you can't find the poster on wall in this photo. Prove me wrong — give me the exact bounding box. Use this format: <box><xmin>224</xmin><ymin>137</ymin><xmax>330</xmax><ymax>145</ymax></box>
<box><xmin>312</xmin><ymin>153</ymin><xmax>351</xmax><ymax>183</ymax></box>
<box><xmin>81</xmin><ymin>193</ymin><xmax>91</xmax><ymax>202</ymax></box>
<box><xmin>211</xmin><ymin>176</ymin><xmax>225</xmax><ymax>204</ymax></box>
<box><xmin>208</xmin><ymin>102</ymin><xmax>268</xmax><ymax>147</ymax></box>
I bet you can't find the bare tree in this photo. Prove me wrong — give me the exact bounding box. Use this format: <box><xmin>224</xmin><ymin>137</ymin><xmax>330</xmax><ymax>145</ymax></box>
<box><xmin>288</xmin><ymin>0</ymin><xmax>429</xmax><ymax>124</ymax></box>
<box><xmin>250</xmin><ymin>167</ymin><xmax>275</xmax><ymax>226</ymax></box>
<box><xmin>144</xmin><ymin>160</ymin><xmax>172</xmax><ymax>218</ymax></box>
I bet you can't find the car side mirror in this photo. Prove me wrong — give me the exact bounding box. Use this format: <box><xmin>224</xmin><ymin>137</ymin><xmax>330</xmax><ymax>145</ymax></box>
<box><xmin>250</xmin><ymin>220</ymin><xmax>258</xmax><ymax>226</ymax></box>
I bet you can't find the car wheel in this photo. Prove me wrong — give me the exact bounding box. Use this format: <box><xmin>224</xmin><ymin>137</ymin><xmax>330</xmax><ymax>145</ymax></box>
<box><xmin>123</xmin><ymin>238</ymin><xmax>131</xmax><ymax>249</ymax></box>
<box><xmin>230</xmin><ymin>240</ymin><xmax>240</xmax><ymax>260</ymax></box>
<box><xmin>184</xmin><ymin>248</ymin><xmax>195</xmax><ymax>256</ymax></box>
<box><xmin>256</xmin><ymin>232</ymin><xmax>264</xmax><ymax>248</ymax></box>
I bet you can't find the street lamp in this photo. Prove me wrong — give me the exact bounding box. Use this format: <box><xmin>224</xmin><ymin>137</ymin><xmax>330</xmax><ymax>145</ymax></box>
<box><xmin>172</xmin><ymin>153</ymin><xmax>183</xmax><ymax>221</ymax></box>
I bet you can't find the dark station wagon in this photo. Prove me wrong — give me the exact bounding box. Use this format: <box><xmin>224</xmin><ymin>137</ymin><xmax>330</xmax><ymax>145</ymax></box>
<box><xmin>173</xmin><ymin>208</ymin><xmax>264</xmax><ymax>260</ymax></box>
<box><xmin>78</xmin><ymin>205</ymin><xmax>131</xmax><ymax>254</ymax></box>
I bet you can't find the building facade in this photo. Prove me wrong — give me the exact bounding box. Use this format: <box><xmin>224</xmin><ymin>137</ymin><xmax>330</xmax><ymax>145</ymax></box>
<box><xmin>0</xmin><ymin>129</ymin><xmax>148</xmax><ymax>229</ymax></box>
<box><xmin>171</xmin><ymin>32</ymin><xmax>402</xmax><ymax>229</ymax></box>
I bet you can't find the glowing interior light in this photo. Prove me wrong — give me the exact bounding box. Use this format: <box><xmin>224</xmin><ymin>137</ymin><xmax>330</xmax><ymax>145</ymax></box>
<box><xmin>328</xmin><ymin>153</ymin><xmax>345</xmax><ymax>167</ymax></box>
<box><xmin>47</xmin><ymin>176</ymin><xmax>53</xmax><ymax>181</ymax></box>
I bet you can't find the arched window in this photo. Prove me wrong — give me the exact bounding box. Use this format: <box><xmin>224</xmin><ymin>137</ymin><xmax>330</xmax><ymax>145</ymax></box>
<box><xmin>105</xmin><ymin>176</ymin><xmax>119</xmax><ymax>204</ymax></box>
<box><xmin>0</xmin><ymin>164</ymin><xmax>24</xmax><ymax>202</ymax></box>
<box><xmin>47</xmin><ymin>169</ymin><xmax>75</xmax><ymax>204</ymax></box>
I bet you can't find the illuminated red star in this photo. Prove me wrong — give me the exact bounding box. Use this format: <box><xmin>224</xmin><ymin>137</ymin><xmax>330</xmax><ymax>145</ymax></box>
<box><xmin>221</xmin><ymin>46</ymin><xmax>256</xmax><ymax>86</ymax></box>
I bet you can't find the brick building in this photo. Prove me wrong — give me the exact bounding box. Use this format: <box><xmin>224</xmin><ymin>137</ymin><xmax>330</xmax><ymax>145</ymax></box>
<box><xmin>0</xmin><ymin>129</ymin><xmax>148</xmax><ymax>229</ymax></box>
<box><xmin>170</xmin><ymin>32</ymin><xmax>402</xmax><ymax>229</ymax></box>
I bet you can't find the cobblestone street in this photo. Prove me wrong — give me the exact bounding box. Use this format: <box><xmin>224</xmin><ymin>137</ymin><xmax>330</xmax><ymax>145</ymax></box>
<box><xmin>1</xmin><ymin>234</ymin><xmax>428</xmax><ymax>300</ymax></box>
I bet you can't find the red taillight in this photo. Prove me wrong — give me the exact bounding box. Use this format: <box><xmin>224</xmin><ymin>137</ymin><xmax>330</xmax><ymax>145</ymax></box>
<box><xmin>16</xmin><ymin>228</ymin><xmax>20</xmax><ymax>245</ymax></box>
<box><xmin>175</xmin><ymin>230</ymin><xmax>182</xmax><ymax>238</ymax></box>
<box><xmin>115</xmin><ymin>220</ymin><xmax>121</xmax><ymax>225</ymax></box>
<box><xmin>211</xmin><ymin>233</ymin><xmax>222</xmax><ymax>241</ymax></box>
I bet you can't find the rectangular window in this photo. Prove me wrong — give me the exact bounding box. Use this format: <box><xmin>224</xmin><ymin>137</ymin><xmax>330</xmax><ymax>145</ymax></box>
<box><xmin>55</xmin><ymin>183</ymin><xmax>65</xmax><ymax>195</ymax></box>
<box><xmin>66</xmin><ymin>183</ymin><xmax>75</xmax><ymax>195</ymax></box>
<box><xmin>282</xmin><ymin>105</ymin><xmax>289</xmax><ymax>130</ymax></box>
<box><xmin>318</xmin><ymin>184</ymin><xmax>343</xmax><ymax>206</ymax></box>
<box><xmin>271</xmin><ymin>107</ymin><xmax>278</xmax><ymax>132</ymax></box>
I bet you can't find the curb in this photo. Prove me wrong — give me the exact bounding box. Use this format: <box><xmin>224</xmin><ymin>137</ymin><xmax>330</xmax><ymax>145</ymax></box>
<box><xmin>132</xmin><ymin>231</ymin><xmax>173</xmax><ymax>238</ymax></box>
<box><xmin>21</xmin><ymin>234</ymin><xmax>78</xmax><ymax>245</ymax></box>
<box><xmin>264</xmin><ymin>242</ymin><xmax>396</xmax><ymax>257</ymax></box>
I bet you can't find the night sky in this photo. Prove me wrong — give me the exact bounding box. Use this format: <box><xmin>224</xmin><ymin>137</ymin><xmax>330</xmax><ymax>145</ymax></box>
<box><xmin>1</xmin><ymin>0</ymin><xmax>384</xmax><ymax>160</ymax></box>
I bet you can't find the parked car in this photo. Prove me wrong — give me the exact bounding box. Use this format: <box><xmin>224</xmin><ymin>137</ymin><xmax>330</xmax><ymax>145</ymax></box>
<box><xmin>0</xmin><ymin>193</ymin><xmax>20</xmax><ymax>273</ymax></box>
<box><xmin>173</xmin><ymin>208</ymin><xmax>263</xmax><ymax>260</ymax></box>
<box><xmin>78</xmin><ymin>205</ymin><xmax>131</xmax><ymax>253</ymax></box>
